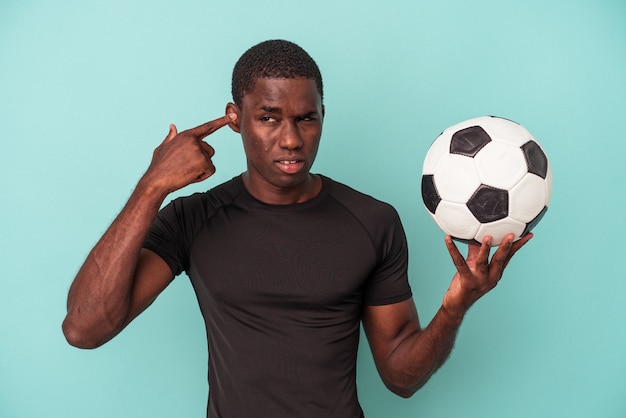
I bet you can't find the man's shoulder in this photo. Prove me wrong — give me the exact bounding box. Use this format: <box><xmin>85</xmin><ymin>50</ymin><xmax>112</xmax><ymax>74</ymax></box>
<box><xmin>321</xmin><ymin>175</ymin><xmax>402</xmax><ymax>235</ymax></box>
<box><xmin>321</xmin><ymin>176</ymin><xmax>407</xmax><ymax>264</ymax></box>
<box><xmin>168</xmin><ymin>176</ymin><xmax>244</xmax><ymax>214</ymax></box>
<box><xmin>323</xmin><ymin>175</ymin><xmax>396</xmax><ymax>214</ymax></box>
<box><xmin>206</xmin><ymin>175</ymin><xmax>245</xmax><ymax>201</ymax></box>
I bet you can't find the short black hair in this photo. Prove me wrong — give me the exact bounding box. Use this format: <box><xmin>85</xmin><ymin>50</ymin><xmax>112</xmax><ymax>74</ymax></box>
<box><xmin>231</xmin><ymin>40</ymin><xmax>323</xmax><ymax>107</ymax></box>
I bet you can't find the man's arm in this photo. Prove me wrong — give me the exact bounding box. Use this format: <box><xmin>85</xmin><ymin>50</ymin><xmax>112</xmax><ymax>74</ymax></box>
<box><xmin>62</xmin><ymin>114</ymin><xmax>236</xmax><ymax>349</ymax></box>
<box><xmin>363</xmin><ymin>233</ymin><xmax>532</xmax><ymax>398</ymax></box>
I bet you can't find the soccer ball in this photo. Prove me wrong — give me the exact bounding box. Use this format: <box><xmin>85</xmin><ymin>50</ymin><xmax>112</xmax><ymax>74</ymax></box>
<box><xmin>421</xmin><ymin>116</ymin><xmax>552</xmax><ymax>246</ymax></box>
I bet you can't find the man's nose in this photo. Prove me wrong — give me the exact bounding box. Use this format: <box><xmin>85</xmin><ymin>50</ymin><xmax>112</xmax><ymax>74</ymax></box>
<box><xmin>279</xmin><ymin>121</ymin><xmax>303</xmax><ymax>149</ymax></box>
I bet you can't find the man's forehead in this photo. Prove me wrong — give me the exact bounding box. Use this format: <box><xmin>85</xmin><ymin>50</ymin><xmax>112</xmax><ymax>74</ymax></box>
<box><xmin>242</xmin><ymin>77</ymin><xmax>321</xmax><ymax>109</ymax></box>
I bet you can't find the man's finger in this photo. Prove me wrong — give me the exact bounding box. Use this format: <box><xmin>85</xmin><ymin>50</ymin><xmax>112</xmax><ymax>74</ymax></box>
<box><xmin>489</xmin><ymin>233</ymin><xmax>515</xmax><ymax>274</ymax></box>
<box><xmin>501</xmin><ymin>232</ymin><xmax>533</xmax><ymax>270</ymax></box>
<box><xmin>445</xmin><ymin>235</ymin><xmax>471</xmax><ymax>277</ymax></box>
<box><xmin>510</xmin><ymin>232</ymin><xmax>533</xmax><ymax>254</ymax></box>
<box><xmin>199</xmin><ymin>141</ymin><xmax>215</xmax><ymax>158</ymax></box>
<box><xmin>163</xmin><ymin>124</ymin><xmax>178</xmax><ymax>143</ymax></box>
<box><xmin>186</xmin><ymin>113</ymin><xmax>237</xmax><ymax>140</ymax></box>
<box><xmin>471</xmin><ymin>236</ymin><xmax>492</xmax><ymax>274</ymax></box>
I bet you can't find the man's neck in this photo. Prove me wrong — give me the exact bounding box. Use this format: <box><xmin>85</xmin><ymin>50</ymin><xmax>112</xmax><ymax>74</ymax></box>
<box><xmin>241</xmin><ymin>172</ymin><xmax>322</xmax><ymax>205</ymax></box>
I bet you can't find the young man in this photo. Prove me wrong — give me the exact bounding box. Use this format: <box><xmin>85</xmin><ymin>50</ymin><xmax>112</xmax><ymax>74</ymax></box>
<box><xmin>63</xmin><ymin>40</ymin><xmax>531</xmax><ymax>417</ymax></box>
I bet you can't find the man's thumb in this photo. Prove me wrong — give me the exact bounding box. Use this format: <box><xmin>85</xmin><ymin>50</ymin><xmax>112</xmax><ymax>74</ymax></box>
<box><xmin>163</xmin><ymin>124</ymin><xmax>178</xmax><ymax>142</ymax></box>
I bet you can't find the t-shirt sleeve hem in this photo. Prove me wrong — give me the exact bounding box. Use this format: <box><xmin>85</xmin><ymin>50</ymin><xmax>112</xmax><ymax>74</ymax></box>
<box><xmin>364</xmin><ymin>290</ymin><xmax>413</xmax><ymax>307</ymax></box>
<box><xmin>142</xmin><ymin>242</ymin><xmax>183</xmax><ymax>277</ymax></box>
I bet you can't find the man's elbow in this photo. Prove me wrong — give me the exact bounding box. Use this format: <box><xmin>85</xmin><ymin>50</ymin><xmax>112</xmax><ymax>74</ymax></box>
<box><xmin>62</xmin><ymin>318</ymin><xmax>109</xmax><ymax>349</ymax></box>
<box><xmin>382</xmin><ymin>370</ymin><xmax>429</xmax><ymax>399</ymax></box>
<box><xmin>386</xmin><ymin>381</ymin><xmax>421</xmax><ymax>399</ymax></box>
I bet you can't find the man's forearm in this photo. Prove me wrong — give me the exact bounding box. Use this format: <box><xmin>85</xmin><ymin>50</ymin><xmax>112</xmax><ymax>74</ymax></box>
<box><xmin>62</xmin><ymin>179</ymin><xmax>167</xmax><ymax>348</ymax></box>
<box><xmin>386</xmin><ymin>306</ymin><xmax>464</xmax><ymax>398</ymax></box>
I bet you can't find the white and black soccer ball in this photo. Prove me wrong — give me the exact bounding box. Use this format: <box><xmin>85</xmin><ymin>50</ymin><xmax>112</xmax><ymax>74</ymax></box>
<box><xmin>421</xmin><ymin>116</ymin><xmax>552</xmax><ymax>246</ymax></box>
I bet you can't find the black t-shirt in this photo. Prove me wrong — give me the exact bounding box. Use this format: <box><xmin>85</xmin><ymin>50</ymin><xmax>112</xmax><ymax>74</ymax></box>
<box><xmin>144</xmin><ymin>175</ymin><xmax>412</xmax><ymax>418</ymax></box>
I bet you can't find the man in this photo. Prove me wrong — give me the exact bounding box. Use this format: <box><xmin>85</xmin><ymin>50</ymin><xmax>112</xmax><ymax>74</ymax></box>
<box><xmin>63</xmin><ymin>40</ymin><xmax>531</xmax><ymax>417</ymax></box>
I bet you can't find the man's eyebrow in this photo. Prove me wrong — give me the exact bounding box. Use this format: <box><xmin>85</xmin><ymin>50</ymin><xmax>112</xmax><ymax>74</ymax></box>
<box><xmin>260</xmin><ymin>105</ymin><xmax>281</xmax><ymax>113</ymax></box>
<box><xmin>258</xmin><ymin>106</ymin><xmax>319</xmax><ymax>117</ymax></box>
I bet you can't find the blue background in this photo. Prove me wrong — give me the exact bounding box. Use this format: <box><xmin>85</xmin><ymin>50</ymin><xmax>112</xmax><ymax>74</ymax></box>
<box><xmin>1</xmin><ymin>1</ymin><xmax>625</xmax><ymax>417</ymax></box>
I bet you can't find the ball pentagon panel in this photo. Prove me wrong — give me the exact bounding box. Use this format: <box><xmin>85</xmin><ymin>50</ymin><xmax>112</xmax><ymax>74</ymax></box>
<box><xmin>521</xmin><ymin>140</ymin><xmax>549</xmax><ymax>179</ymax></box>
<box><xmin>466</xmin><ymin>185</ymin><xmax>509</xmax><ymax>223</ymax></box>
<box><xmin>421</xmin><ymin>174</ymin><xmax>441</xmax><ymax>214</ymax></box>
<box><xmin>449</xmin><ymin>125</ymin><xmax>492</xmax><ymax>157</ymax></box>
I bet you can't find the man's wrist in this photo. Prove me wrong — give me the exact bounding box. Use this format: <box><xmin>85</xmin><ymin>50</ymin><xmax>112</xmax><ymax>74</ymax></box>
<box><xmin>136</xmin><ymin>173</ymin><xmax>172</xmax><ymax>203</ymax></box>
<box><xmin>439</xmin><ymin>303</ymin><xmax>466</xmax><ymax>325</ymax></box>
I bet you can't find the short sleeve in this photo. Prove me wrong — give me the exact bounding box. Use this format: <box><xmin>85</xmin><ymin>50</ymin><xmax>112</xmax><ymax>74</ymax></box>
<box><xmin>362</xmin><ymin>206</ymin><xmax>412</xmax><ymax>306</ymax></box>
<box><xmin>143</xmin><ymin>198</ymin><xmax>192</xmax><ymax>277</ymax></box>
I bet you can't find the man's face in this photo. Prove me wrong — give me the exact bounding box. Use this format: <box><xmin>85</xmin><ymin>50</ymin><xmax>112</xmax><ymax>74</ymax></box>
<box><xmin>228</xmin><ymin>77</ymin><xmax>324</xmax><ymax>203</ymax></box>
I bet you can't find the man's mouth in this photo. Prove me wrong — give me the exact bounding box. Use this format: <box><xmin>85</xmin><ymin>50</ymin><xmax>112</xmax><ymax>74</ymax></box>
<box><xmin>275</xmin><ymin>159</ymin><xmax>305</xmax><ymax>173</ymax></box>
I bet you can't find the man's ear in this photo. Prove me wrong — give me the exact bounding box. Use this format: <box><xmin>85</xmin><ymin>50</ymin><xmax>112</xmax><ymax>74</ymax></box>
<box><xmin>225</xmin><ymin>102</ymin><xmax>241</xmax><ymax>133</ymax></box>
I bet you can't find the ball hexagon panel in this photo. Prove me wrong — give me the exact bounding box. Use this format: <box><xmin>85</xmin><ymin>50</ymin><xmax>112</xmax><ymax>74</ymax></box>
<box><xmin>433</xmin><ymin>154</ymin><xmax>481</xmax><ymax>203</ymax></box>
<box><xmin>545</xmin><ymin>167</ymin><xmax>553</xmax><ymax>203</ymax></box>
<box><xmin>433</xmin><ymin>201</ymin><xmax>481</xmax><ymax>241</ymax></box>
<box><xmin>481</xmin><ymin>116</ymin><xmax>533</xmax><ymax>147</ymax></box>
<box><xmin>508</xmin><ymin>173</ymin><xmax>549</xmax><ymax>223</ymax></box>
<box><xmin>422</xmin><ymin>133</ymin><xmax>452</xmax><ymax>175</ymax></box>
<box><xmin>475</xmin><ymin>217</ymin><xmax>527</xmax><ymax>246</ymax></box>
<box><xmin>474</xmin><ymin>141</ymin><xmax>528</xmax><ymax>190</ymax></box>
<box><xmin>522</xmin><ymin>206</ymin><xmax>548</xmax><ymax>237</ymax></box>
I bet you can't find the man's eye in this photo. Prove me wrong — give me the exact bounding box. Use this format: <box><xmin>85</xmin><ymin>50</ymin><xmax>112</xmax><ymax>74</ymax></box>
<box><xmin>299</xmin><ymin>113</ymin><xmax>318</xmax><ymax>122</ymax></box>
<box><xmin>260</xmin><ymin>116</ymin><xmax>277</xmax><ymax>122</ymax></box>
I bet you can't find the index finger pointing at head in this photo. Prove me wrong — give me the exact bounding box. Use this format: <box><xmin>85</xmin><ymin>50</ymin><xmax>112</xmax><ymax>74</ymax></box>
<box><xmin>187</xmin><ymin>113</ymin><xmax>237</xmax><ymax>140</ymax></box>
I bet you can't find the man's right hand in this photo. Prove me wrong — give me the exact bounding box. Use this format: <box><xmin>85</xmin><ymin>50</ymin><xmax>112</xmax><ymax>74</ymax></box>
<box><xmin>142</xmin><ymin>113</ymin><xmax>237</xmax><ymax>195</ymax></box>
